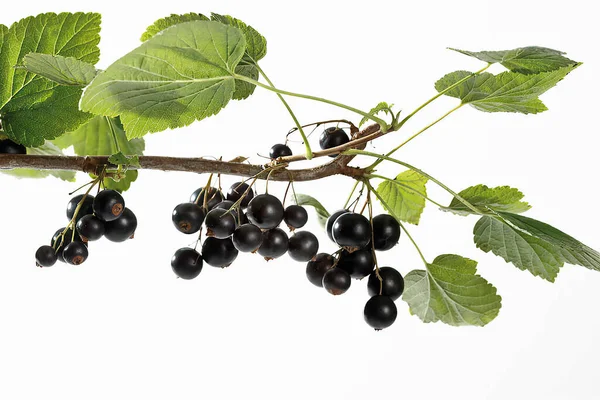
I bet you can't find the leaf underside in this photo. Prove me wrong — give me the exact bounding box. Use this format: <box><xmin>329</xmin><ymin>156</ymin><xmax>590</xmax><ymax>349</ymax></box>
<box><xmin>20</xmin><ymin>53</ymin><xmax>97</xmax><ymax>86</ymax></box>
<box><xmin>376</xmin><ymin>170</ymin><xmax>428</xmax><ymax>225</ymax></box>
<box><xmin>81</xmin><ymin>20</ymin><xmax>247</xmax><ymax>139</ymax></box>
<box><xmin>447</xmin><ymin>184</ymin><xmax>531</xmax><ymax>216</ymax></box>
<box><xmin>293</xmin><ymin>194</ymin><xmax>330</xmax><ymax>227</ymax></box>
<box><xmin>403</xmin><ymin>254</ymin><xmax>502</xmax><ymax>326</ymax></box>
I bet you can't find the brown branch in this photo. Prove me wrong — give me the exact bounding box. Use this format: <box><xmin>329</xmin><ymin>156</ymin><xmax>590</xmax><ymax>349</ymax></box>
<box><xmin>0</xmin><ymin>124</ymin><xmax>385</xmax><ymax>182</ymax></box>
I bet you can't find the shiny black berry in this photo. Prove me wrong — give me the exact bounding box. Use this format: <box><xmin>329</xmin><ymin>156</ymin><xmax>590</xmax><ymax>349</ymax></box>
<box><xmin>326</xmin><ymin>209</ymin><xmax>350</xmax><ymax>241</ymax></box>
<box><xmin>284</xmin><ymin>205</ymin><xmax>308</xmax><ymax>230</ymax></box>
<box><xmin>35</xmin><ymin>245</ymin><xmax>57</xmax><ymax>267</ymax></box>
<box><xmin>51</xmin><ymin>227</ymin><xmax>84</xmax><ymax>263</ymax></box>
<box><xmin>104</xmin><ymin>208</ymin><xmax>137</xmax><ymax>242</ymax></box>
<box><xmin>288</xmin><ymin>231</ymin><xmax>319</xmax><ymax>262</ymax></box>
<box><xmin>337</xmin><ymin>248</ymin><xmax>374</xmax><ymax>279</ymax></box>
<box><xmin>214</xmin><ymin>200</ymin><xmax>235</xmax><ymax>210</ymax></box>
<box><xmin>232</xmin><ymin>224</ymin><xmax>263</xmax><ymax>253</ymax></box>
<box><xmin>373</xmin><ymin>214</ymin><xmax>401</xmax><ymax>251</ymax></box>
<box><xmin>171</xmin><ymin>248</ymin><xmax>203</xmax><ymax>279</ymax></box>
<box><xmin>190</xmin><ymin>187</ymin><xmax>224</xmax><ymax>209</ymax></box>
<box><xmin>364</xmin><ymin>295</ymin><xmax>397</xmax><ymax>330</ymax></box>
<box><xmin>319</xmin><ymin>127</ymin><xmax>350</xmax><ymax>157</ymax></box>
<box><xmin>93</xmin><ymin>190</ymin><xmax>125</xmax><ymax>222</ymax></box>
<box><xmin>227</xmin><ymin>182</ymin><xmax>254</xmax><ymax>208</ymax></box>
<box><xmin>367</xmin><ymin>267</ymin><xmax>404</xmax><ymax>301</ymax></box>
<box><xmin>63</xmin><ymin>242</ymin><xmax>89</xmax><ymax>265</ymax></box>
<box><xmin>269</xmin><ymin>143</ymin><xmax>292</xmax><ymax>159</ymax></box>
<box><xmin>205</xmin><ymin>208</ymin><xmax>237</xmax><ymax>239</ymax></box>
<box><xmin>322</xmin><ymin>268</ymin><xmax>351</xmax><ymax>295</ymax></box>
<box><xmin>66</xmin><ymin>194</ymin><xmax>95</xmax><ymax>222</ymax></box>
<box><xmin>0</xmin><ymin>139</ymin><xmax>26</xmax><ymax>154</ymax></box>
<box><xmin>332</xmin><ymin>213</ymin><xmax>371</xmax><ymax>249</ymax></box>
<box><xmin>306</xmin><ymin>253</ymin><xmax>335</xmax><ymax>287</ymax></box>
<box><xmin>246</xmin><ymin>194</ymin><xmax>284</xmax><ymax>229</ymax></box>
<box><xmin>258</xmin><ymin>228</ymin><xmax>289</xmax><ymax>260</ymax></box>
<box><xmin>172</xmin><ymin>203</ymin><xmax>205</xmax><ymax>234</ymax></box>
<box><xmin>202</xmin><ymin>237</ymin><xmax>238</xmax><ymax>268</ymax></box>
<box><xmin>76</xmin><ymin>214</ymin><xmax>105</xmax><ymax>241</ymax></box>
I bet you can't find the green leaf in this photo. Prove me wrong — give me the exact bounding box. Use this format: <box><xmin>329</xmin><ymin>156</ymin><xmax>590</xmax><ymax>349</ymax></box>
<box><xmin>474</xmin><ymin>212</ymin><xmax>600</xmax><ymax>282</ymax></box>
<box><xmin>53</xmin><ymin>116</ymin><xmax>145</xmax><ymax>156</ymax></box>
<box><xmin>1</xmin><ymin>141</ymin><xmax>76</xmax><ymax>181</ymax></box>
<box><xmin>19</xmin><ymin>53</ymin><xmax>98</xmax><ymax>86</ymax></box>
<box><xmin>80</xmin><ymin>21</ymin><xmax>246</xmax><ymax>139</ymax></box>
<box><xmin>210</xmin><ymin>13</ymin><xmax>267</xmax><ymax>100</ymax></box>
<box><xmin>293</xmin><ymin>194</ymin><xmax>330</xmax><ymax>227</ymax></box>
<box><xmin>210</xmin><ymin>13</ymin><xmax>266</xmax><ymax>62</ymax></box>
<box><xmin>449</xmin><ymin>46</ymin><xmax>578</xmax><ymax>74</ymax></box>
<box><xmin>108</xmin><ymin>152</ymin><xmax>140</xmax><ymax>168</ymax></box>
<box><xmin>376</xmin><ymin>170</ymin><xmax>428</xmax><ymax>225</ymax></box>
<box><xmin>447</xmin><ymin>185</ymin><xmax>531</xmax><ymax>216</ymax></box>
<box><xmin>402</xmin><ymin>254</ymin><xmax>502</xmax><ymax>326</ymax></box>
<box><xmin>140</xmin><ymin>13</ymin><xmax>209</xmax><ymax>41</ymax></box>
<box><xmin>359</xmin><ymin>101</ymin><xmax>393</xmax><ymax>127</ymax></box>
<box><xmin>0</xmin><ymin>12</ymin><xmax>101</xmax><ymax>146</ymax></box>
<box><xmin>103</xmin><ymin>170</ymin><xmax>138</xmax><ymax>192</ymax></box>
<box><xmin>435</xmin><ymin>65</ymin><xmax>579</xmax><ymax>114</ymax></box>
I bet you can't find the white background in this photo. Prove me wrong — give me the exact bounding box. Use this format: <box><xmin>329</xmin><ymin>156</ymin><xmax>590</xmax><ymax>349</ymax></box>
<box><xmin>1</xmin><ymin>1</ymin><xmax>599</xmax><ymax>399</ymax></box>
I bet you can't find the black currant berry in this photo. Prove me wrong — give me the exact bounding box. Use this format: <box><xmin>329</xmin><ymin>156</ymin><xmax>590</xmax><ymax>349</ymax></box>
<box><xmin>288</xmin><ymin>231</ymin><xmax>319</xmax><ymax>262</ymax></box>
<box><xmin>322</xmin><ymin>267</ymin><xmax>351</xmax><ymax>295</ymax></box>
<box><xmin>172</xmin><ymin>203</ymin><xmax>205</xmax><ymax>234</ymax></box>
<box><xmin>51</xmin><ymin>227</ymin><xmax>84</xmax><ymax>263</ymax></box>
<box><xmin>367</xmin><ymin>267</ymin><xmax>404</xmax><ymax>301</ymax></box>
<box><xmin>232</xmin><ymin>224</ymin><xmax>263</xmax><ymax>252</ymax></box>
<box><xmin>246</xmin><ymin>194</ymin><xmax>284</xmax><ymax>229</ymax></box>
<box><xmin>319</xmin><ymin>127</ymin><xmax>350</xmax><ymax>157</ymax></box>
<box><xmin>337</xmin><ymin>248</ymin><xmax>374</xmax><ymax>279</ymax></box>
<box><xmin>326</xmin><ymin>209</ymin><xmax>350</xmax><ymax>241</ymax></box>
<box><xmin>258</xmin><ymin>228</ymin><xmax>289</xmax><ymax>260</ymax></box>
<box><xmin>332</xmin><ymin>213</ymin><xmax>371</xmax><ymax>249</ymax></box>
<box><xmin>269</xmin><ymin>143</ymin><xmax>292</xmax><ymax>159</ymax></box>
<box><xmin>76</xmin><ymin>214</ymin><xmax>105</xmax><ymax>241</ymax></box>
<box><xmin>284</xmin><ymin>205</ymin><xmax>308</xmax><ymax>230</ymax></box>
<box><xmin>189</xmin><ymin>187</ymin><xmax>224</xmax><ymax>209</ymax></box>
<box><xmin>0</xmin><ymin>139</ymin><xmax>26</xmax><ymax>154</ymax></box>
<box><xmin>35</xmin><ymin>245</ymin><xmax>57</xmax><ymax>267</ymax></box>
<box><xmin>364</xmin><ymin>295</ymin><xmax>397</xmax><ymax>330</ymax></box>
<box><xmin>202</xmin><ymin>237</ymin><xmax>238</xmax><ymax>268</ymax></box>
<box><xmin>62</xmin><ymin>242</ymin><xmax>89</xmax><ymax>265</ymax></box>
<box><xmin>373</xmin><ymin>214</ymin><xmax>401</xmax><ymax>251</ymax></box>
<box><xmin>93</xmin><ymin>190</ymin><xmax>125</xmax><ymax>222</ymax></box>
<box><xmin>227</xmin><ymin>182</ymin><xmax>254</xmax><ymax>208</ymax></box>
<box><xmin>205</xmin><ymin>208</ymin><xmax>237</xmax><ymax>239</ymax></box>
<box><xmin>66</xmin><ymin>194</ymin><xmax>95</xmax><ymax>222</ymax></box>
<box><xmin>104</xmin><ymin>208</ymin><xmax>137</xmax><ymax>242</ymax></box>
<box><xmin>171</xmin><ymin>248</ymin><xmax>203</xmax><ymax>280</ymax></box>
<box><xmin>306</xmin><ymin>253</ymin><xmax>335</xmax><ymax>287</ymax></box>
<box><xmin>214</xmin><ymin>200</ymin><xmax>235</xmax><ymax>210</ymax></box>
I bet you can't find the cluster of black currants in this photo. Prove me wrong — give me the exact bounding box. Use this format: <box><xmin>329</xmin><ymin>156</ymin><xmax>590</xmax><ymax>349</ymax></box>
<box><xmin>306</xmin><ymin>210</ymin><xmax>405</xmax><ymax>330</ymax></box>
<box><xmin>170</xmin><ymin>181</ymin><xmax>320</xmax><ymax>279</ymax></box>
<box><xmin>34</xmin><ymin>189</ymin><xmax>138</xmax><ymax>267</ymax></box>
<box><xmin>0</xmin><ymin>138</ymin><xmax>26</xmax><ymax>154</ymax></box>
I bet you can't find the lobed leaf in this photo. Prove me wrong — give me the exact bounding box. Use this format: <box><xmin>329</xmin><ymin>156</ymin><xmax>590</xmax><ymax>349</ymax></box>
<box><xmin>435</xmin><ymin>65</ymin><xmax>579</xmax><ymax>114</ymax></box>
<box><xmin>81</xmin><ymin>21</ymin><xmax>247</xmax><ymax>139</ymax></box>
<box><xmin>0</xmin><ymin>12</ymin><xmax>101</xmax><ymax>146</ymax></box>
<box><xmin>20</xmin><ymin>53</ymin><xmax>98</xmax><ymax>86</ymax></box>
<box><xmin>402</xmin><ymin>254</ymin><xmax>502</xmax><ymax>326</ymax></box>
<box><xmin>359</xmin><ymin>101</ymin><xmax>394</xmax><ymax>127</ymax></box>
<box><xmin>376</xmin><ymin>170</ymin><xmax>428</xmax><ymax>225</ymax></box>
<box><xmin>103</xmin><ymin>170</ymin><xmax>138</xmax><ymax>193</ymax></box>
<box><xmin>140</xmin><ymin>13</ymin><xmax>209</xmax><ymax>42</ymax></box>
<box><xmin>449</xmin><ymin>46</ymin><xmax>578</xmax><ymax>74</ymax></box>
<box><xmin>293</xmin><ymin>194</ymin><xmax>330</xmax><ymax>227</ymax></box>
<box><xmin>447</xmin><ymin>184</ymin><xmax>531</xmax><ymax>216</ymax></box>
<box><xmin>474</xmin><ymin>212</ymin><xmax>600</xmax><ymax>282</ymax></box>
